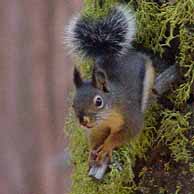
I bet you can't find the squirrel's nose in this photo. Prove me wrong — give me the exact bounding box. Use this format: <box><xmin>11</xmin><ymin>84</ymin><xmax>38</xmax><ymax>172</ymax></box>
<box><xmin>80</xmin><ymin>116</ymin><xmax>90</xmax><ymax>127</ymax></box>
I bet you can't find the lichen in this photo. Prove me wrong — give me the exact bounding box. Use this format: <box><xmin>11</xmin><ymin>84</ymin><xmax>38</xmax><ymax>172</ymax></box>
<box><xmin>173</xmin><ymin>26</ymin><xmax>194</xmax><ymax>106</ymax></box>
<box><xmin>157</xmin><ymin>110</ymin><xmax>192</xmax><ymax>163</ymax></box>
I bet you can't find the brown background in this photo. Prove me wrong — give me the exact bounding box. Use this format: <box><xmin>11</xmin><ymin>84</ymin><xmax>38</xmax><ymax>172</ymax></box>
<box><xmin>0</xmin><ymin>0</ymin><xmax>82</xmax><ymax>193</ymax></box>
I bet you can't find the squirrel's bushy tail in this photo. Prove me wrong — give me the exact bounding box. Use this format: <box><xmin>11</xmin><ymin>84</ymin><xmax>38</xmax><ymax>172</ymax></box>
<box><xmin>65</xmin><ymin>6</ymin><xmax>136</xmax><ymax>58</ymax></box>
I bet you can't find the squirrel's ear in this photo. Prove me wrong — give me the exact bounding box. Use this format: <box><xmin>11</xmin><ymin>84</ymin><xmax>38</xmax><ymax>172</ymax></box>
<box><xmin>92</xmin><ymin>69</ymin><xmax>109</xmax><ymax>92</ymax></box>
<box><xmin>73</xmin><ymin>67</ymin><xmax>83</xmax><ymax>88</ymax></box>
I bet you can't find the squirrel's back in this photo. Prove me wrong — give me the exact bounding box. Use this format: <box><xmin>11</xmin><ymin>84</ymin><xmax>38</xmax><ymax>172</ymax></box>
<box><xmin>95</xmin><ymin>51</ymin><xmax>153</xmax><ymax>112</ymax></box>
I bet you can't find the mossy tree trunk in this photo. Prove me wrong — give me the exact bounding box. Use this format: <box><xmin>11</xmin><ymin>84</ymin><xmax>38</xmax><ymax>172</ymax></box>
<box><xmin>65</xmin><ymin>1</ymin><xmax>194</xmax><ymax>194</ymax></box>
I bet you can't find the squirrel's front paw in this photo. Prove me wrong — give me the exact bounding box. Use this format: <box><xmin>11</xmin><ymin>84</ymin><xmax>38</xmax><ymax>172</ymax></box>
<box><xmin>88</xmin><ymin>150</ymin><xmax>98</xmax><ymax>167</ymax></box>
<box><xmin>95</xmin><ymin>144</ymin><xmax>113</xmax><ymax>165</ymax></box>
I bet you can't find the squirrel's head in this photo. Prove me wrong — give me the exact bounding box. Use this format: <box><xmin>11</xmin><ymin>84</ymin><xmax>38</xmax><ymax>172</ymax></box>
<box><xmin>72</xmin><ymin>67</ymin><xmax>112</xmax><ymax>129</ymax></box>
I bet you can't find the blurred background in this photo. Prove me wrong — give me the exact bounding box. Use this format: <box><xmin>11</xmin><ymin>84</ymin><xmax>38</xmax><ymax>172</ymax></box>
<box><xmin>0</xmin><ymin>0</ymin><xmax>82</xmax><ymax>193</ymax></box>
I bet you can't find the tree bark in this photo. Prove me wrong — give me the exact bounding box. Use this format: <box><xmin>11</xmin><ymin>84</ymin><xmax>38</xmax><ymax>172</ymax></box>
<box><xmin>0</xmin><ymin>0</ymin><xmax>82</xmax><ymax>193</ymax></box>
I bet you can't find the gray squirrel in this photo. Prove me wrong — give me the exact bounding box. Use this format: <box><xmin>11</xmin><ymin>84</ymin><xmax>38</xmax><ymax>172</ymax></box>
<box><xmin>65</xmin><ymin>5</ymin><xmax>155</xmax><ymax>166</ymax></box>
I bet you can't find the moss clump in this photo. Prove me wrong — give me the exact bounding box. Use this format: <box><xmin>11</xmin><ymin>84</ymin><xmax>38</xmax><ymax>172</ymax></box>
<box><xmin>82</xmin><ymin>0</ymin><xmax>118</xmax><ymax>18</ymax></box>
<box><xmin>136</xmin><ymin>0</ymin><xmax>194</xmax><ymax>56</ymax></box>
<box><xmin>65</xmin><ymin>0</ymin><xmax>194</xmax><ymax>193</ymax></box>
<box><xmin>157</xmin><ymin>110</ymin><xmax>192</xmax><ymax>163</ymax></box>
<box><xmin>173</xmin><ymin>26</ymin><xmax>194</xmax><ymax>106</ymax></box>
<box><xmin>79</xmin><ymin>59</ymin><xmax>93</xmax><ymax>79</ymax></box>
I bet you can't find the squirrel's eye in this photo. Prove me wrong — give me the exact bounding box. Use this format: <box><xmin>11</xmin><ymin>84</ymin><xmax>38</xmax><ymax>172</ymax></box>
<box><xmin>93</xmin><ymin>95</ymin><xmax>104</xmax><ymax>109</ymax></box>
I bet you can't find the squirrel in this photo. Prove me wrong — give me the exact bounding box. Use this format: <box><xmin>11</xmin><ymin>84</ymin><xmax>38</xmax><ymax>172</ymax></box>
<box><xmin>65</xmin><ymin>5</ymin><xmax>155</xmax><ymax>166</ymax></box>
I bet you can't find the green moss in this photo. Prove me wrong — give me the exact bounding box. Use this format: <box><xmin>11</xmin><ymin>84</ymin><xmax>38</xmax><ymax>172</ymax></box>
<box><xmin>136</xmin><ymin>0</ymin><xmax>194</xmax><ymax>55</ymax></box>
<box><xmin>79</xmin><ymin>59</ymin><xmax>93</xmax><ymax>79</ymax></box>
<box><xmin>157</xmin><ymin>110</ymin><xmax>192</xmax><ymax>162</ymax></box>
<box><xmin>174</xmin><ymin>27</ymin><xmax>194</xmax><ymax>105</ymax></box>
<box><xmin>83</xmin><ymin>0</ymin><xmax>118</xmax><ymax>18</ymax></box>
<box><xmin>189</xmin><ymin>163</ymin><xmax>194</xmax><ymax>173</ymax></box>
<box><xmin>65</xmin><ymin>0</ymin><xmax>194</xmax><ymax>193</ymax></box>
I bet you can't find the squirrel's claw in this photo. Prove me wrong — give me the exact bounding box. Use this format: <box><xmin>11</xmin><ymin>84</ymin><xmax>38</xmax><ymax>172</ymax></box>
<box><xmin>88</xmin><ymin>150</ymin><xmax>98</xmax><ymax>167</ymax></box>
<box><xmin>95</xmin><ymin>144</ymin><xmax>113</xmax><ymax>165</ymax></box>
